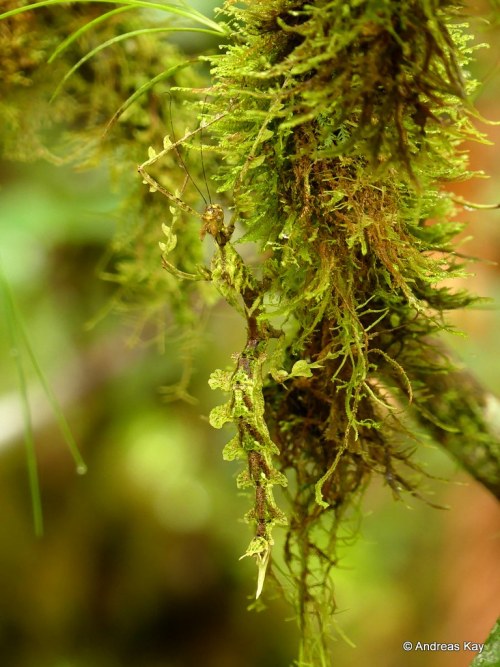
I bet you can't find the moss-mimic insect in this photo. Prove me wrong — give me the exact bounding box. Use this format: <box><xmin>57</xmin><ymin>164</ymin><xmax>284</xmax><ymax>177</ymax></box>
<box><xmin>139</xmin><ymin>96</ymin><xmax>285</xmax><ymax>600</ymax></box>
<box><xmin>137</xmin><ymin>98</ymin><xmax>230</xmax><ymax>247</ymax></box>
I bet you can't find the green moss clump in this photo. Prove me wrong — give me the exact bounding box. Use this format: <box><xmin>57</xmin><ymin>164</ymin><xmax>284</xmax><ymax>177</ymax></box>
<box><xmin>197</xmin><ymin>1</ymin><xmax>492</xmax><ymax>660</ymax></box>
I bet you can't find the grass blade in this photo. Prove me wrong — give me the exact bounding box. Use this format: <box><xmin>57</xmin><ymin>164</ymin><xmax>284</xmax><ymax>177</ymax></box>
<box><xmin>0</xmin><ymin>265</ymin><xmax>87</xmax><ymax>475</ymax></box>
<box><xmin>48</xmin><ymin>6</ymin><xmax>133</xmax><ymax>63</ymax></box>
<box><xmin>103</xmin><ymin>59</ymin><xmax>196</xmax><ymax>135</ymax></box>
<box><xmin>0</xmin><ymin>1</ymin><xmax>228</xmax><ymax>35</ymax></box>
<box><xmin>51</xmin><ymin>27</ymin><xmax>218</xmax><ymax>100</ymax></box>
<box><xmin>15</xmin><ymin>314</ymin><xmax>88</xmax><ymax>476</ymax></box>
<box><xmin>0</xmin><ymin>267</ymin><xmax>43</xmax><ymax>536</ymax></box>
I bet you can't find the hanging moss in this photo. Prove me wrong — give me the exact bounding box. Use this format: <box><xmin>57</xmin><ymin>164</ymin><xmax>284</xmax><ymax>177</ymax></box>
<box><xmin>192</xmin><ymin>1</ymin><xmax>498</xmax><ymax>661</ymax></box>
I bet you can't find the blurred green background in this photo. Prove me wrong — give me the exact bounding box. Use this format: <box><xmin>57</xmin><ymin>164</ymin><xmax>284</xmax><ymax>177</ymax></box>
<box><xmin>1</xmin><ymin>2</ymin><xmax>499</xmax><ymax>666</ymax></box>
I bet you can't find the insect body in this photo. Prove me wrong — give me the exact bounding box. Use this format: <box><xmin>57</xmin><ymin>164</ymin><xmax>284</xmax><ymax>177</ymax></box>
<box><xmin>200</xmin><ymin>203</ymin><xmax>225</xmax><ymax>242</ymax></box>
<box><xmin>139</xmin><ymin>102</ymin><xmax>284</xmax><ymax>600</ymax></box>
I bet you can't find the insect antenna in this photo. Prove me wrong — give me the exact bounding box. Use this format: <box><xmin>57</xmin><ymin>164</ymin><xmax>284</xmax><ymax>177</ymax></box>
<box><xmin>199</xmin><ymin>94</ymin><xmax>213</xmax><ymax>205</ymax></box>
<box><xmin>167</xmin><ymin>92</ymin><xmax>208</xmax><ymax>206</ymax></box>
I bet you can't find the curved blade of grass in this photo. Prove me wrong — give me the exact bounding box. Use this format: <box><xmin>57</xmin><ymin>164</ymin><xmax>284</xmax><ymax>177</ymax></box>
<box><xmin>0</xmin><ymin>265</ymin><xmax>87</xmax><ymax>476</ymax></box>
<box><xmin>0</xmin><ymin>266</ymin><xmax>43</xmax><ymax>536</ymax></box>
<box><xmin>103</xmin><ymin>59</ymin><xmax>196</xmax><ymax>135</ymax></box>
<box><xmin>15</xmin><ymin>318</ymin><xmax>88</xmax><ymax>476</ymax></box>
<box><xmin>51</xmin><ymin>27</ymin><xmax>218</xmax><ymax>101</ymax></box>
<box><xmin>0</xmin><ymin>1</ymin><xmax>228</xmax><ymax>35</ymax></box>
<box><xmin>48</xmin><ymin>6</ymin><xmax>133</xmax><ymax>63</ymax></box>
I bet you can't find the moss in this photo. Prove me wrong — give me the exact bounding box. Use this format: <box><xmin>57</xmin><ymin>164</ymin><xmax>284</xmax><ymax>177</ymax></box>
<box><xmin>198</xmin><ymin>1</ymin><xmax>494</xmax><ymax>660</ymax></box>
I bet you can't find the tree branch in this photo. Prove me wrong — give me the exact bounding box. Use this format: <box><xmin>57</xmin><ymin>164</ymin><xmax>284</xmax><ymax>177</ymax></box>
<box><xmin>408</xmin><ymin>342</ymin><xmax>500</xmax><ymax>499</ymax></box>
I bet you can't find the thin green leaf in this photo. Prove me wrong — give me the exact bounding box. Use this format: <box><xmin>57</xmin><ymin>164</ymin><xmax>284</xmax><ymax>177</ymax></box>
<box><xmin>103</xmin><ymin>59</ymin><xmax>196</xmax><ymax>135</ymax></box>
<box><xmin>0</xmin><ymin>267</ymin><xmax>43</xmax><ymax>537</ymax></box>
<box><xmin>51</xmin><ymin>27</ymin><xmax>219</xmax><ymax>100</ymax></box>
<box><xmin>16</xmin><ymin>314</ymin><xmax>88</xmax><ymax>476</ymax></box>
<box><xmin>0</xmin><ymin>263</ymin><xmax>87</xmax><ymax>476</ymax></box>
<box><xmin>48</xmin><ymin>6</ymin><xmax>133</xmax><ymax>62</ymax></box>
<box><xmin>0</xmin><ymin>1</ymin><xmax>228</xmax><ymax>35</ymax></box>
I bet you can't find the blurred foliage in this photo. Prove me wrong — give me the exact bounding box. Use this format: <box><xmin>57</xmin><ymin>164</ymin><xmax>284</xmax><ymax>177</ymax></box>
<box><xmin>0</xmin><ymin>1</ymin><xmax>499</xmax><ymax>667</ymax></box>
<box><xmin>471</xmin><ymin>620</ymin><xmax>500</xmax><ymax>667</ymax></box>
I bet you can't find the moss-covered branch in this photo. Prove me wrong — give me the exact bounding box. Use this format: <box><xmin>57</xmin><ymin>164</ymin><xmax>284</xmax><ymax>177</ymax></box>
<box><xmin>408</xmin><ymin>341</ymin><xmax>500</xmax><ymax>498</ymax></box>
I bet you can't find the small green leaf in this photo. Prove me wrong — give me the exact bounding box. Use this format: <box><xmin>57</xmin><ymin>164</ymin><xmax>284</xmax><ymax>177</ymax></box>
<box><xmin>208</xmin><ymin>368</ymin><xmax>233</xmax><ymax>392</ymax></box>
<box><xmin>269</xmin><ymin>469</ymin><xmax>288</xmax><ymax>487</ymax></box>
<box><xmin>290</xmin><ymin>359</ymin><xmax>313</xmax><ymax>377</ymax></box>
<box><xmin>160</xmin><ymin>223</ymin><xmax>177</xmax><ymax>253</ymax></box>
<box><xmin>248</xmin><ymin>154</ymin><xmax>267</xmax><ymax>170</ymax></box>
<box><xmin>209</xmin><ymin>403</ymin><xmax>232</xmax><ymax>429</ymax></box>
<box><xmin>236</xmin><ymin>469</ymin><xmax>252</xmax><ymax>487</ymax></box>
<box><xmin>222</xmin><ymin>435</ymin><xmax>245</xmax><ymax>461</ymax></box>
